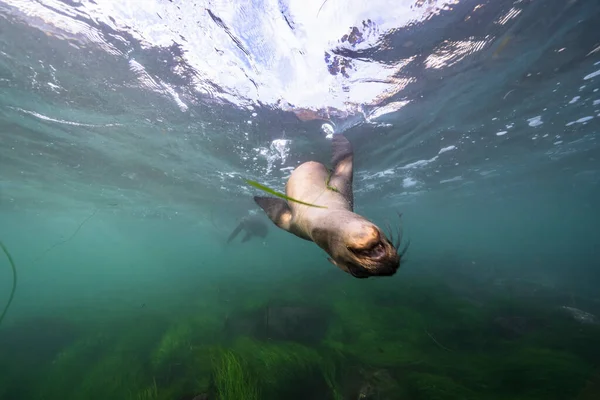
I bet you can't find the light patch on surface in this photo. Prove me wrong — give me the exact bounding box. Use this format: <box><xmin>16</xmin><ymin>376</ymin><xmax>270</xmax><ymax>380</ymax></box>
<box><xmin>11</xmin><ymin>107</ymin><xmax>121</xmax><ymax>127</ymax></box>
<box><xmin>400</xmin><ymin>145</ymin><xmax>456</xmax><ymax>170</ymax></box>
<box><xmin>401</xmin><ymin>156</ymin><xmax>438</xmax><ymax>170</ymax></box>
<box><xmin>271</xmin><ymin>139</ymin><xmax>291</xmax><ymax>163</ymax></box>
<box><xmin>47</xmin><ymin>82</ymin><xmax>62</xmax><ymax>92</ymax></box>
<box><xmin>424</xmin><ymin>37</ymin><xmax>491</xmax><ymax>69</ymax></box>
<box><xmin>438</xmin><ymin>145</ymin><xmax>457</xmax><ymax>154</ymax></box>
<box><xmin>584</xmin><ymin>69</ymin><xmax>600</xmax><ymax>80</ymax></box>
<box><xmin>593</xmin><ymin>99</ymin><xmax>600</xmax><ymax>106</ymax></box>
<box><xmin>565</xmin><ymin>116</ymin><xmax>594</xmax><ymax>126</ymax></box>
<box><xmin>527</xmin><ymin>115</ymin><xmax>543</xmax><ymax>127</ymax></box>
<box><xmin>322</xmin><ymin>123</ymin><xmax>335</xmax><ymax>139</ymax></box>
<box><xmin>402</xmin><ymin>177</ymin><xmax>418</xmax><ymax>188</ymax></box>
<box><xmin>568</xmin><ymin>96</ymin><xmax>580</xmax><ymax>104</ymax></box>
<box><xmin>440</xmin><ymin>176</ymin><xmax>463</xmax><ymax>184</ymax></box>
<box><xmin>362</xmin><ymin>169</ymin><xmax>395</xmax><ymax>180</ymax></box>
<box><xmin>254</xmin><ymin>139</ymin><xmax>291</xmax><ymax>174</ymax></box>
<box><xmin>494</xmin><ymin>7</ymin><xmax>522</xmax><ymax>25</ymax></box>
<box><xmin>496</xmin><ymin>131</ymin><xmax>507</xmax><ymax>136</ymax></box>
<box><xmin>129</xmin><ymin>59</ymin><xmax>188</xmax><ymax>112</ymax></box>
<box><xmin>372</xmin><ymin>122</ymin><xmax>393</xmax><ymax>128</ymax></box>
<box><xmin>0</xmin><ymin>0</ymin><xmax>462</xmax><ymax>112</ymax></box>
<box><xmin>368</xmin><ymin>100</ymin><xmax>411</xmax><ymax>121</ymax></box>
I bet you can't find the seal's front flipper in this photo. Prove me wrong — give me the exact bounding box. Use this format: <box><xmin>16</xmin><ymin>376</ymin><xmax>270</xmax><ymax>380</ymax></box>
<box><xmin>241</xmin><ymin>232</ymin><xmax>253</xmax><ymax>243</ymax></box>
<box><xmin>253</xmin><ymin>196</ymin><xmax>293</xmax><ymax>231</ymax></box>
<box><xmin>329</xmin><ymin>134</ymin><xmax>354</xmax><ymax>210</ymax></box>
<box><xmin>226</xmin><ymin>223</ymin><xmax>244</xmax><ymax>244</ymax></box>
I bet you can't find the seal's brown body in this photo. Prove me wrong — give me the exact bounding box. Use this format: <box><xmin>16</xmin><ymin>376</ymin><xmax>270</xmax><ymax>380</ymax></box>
<box><xmin>254</xmin><ymin>134</ymin><xmax>406</xmax><ymax>278</ymax></box>
<box><xmin>284</xmin><ymin>161</ymin><xmax>350</xmax><ymax>240</ymax></box>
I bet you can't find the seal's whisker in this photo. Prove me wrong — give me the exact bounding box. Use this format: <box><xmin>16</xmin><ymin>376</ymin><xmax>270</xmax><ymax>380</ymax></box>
<box><xmin>384</xmin><ymin>220</ymin><xmax>394</xmax><ymax>247</ymax></box>
<box><xmin>393</xmin><ymin>212</ymin><xmax>404</xmax><ymax>250</ymax></box>
<box><xmin>398</xmin><ymin>239</ymin><xmax>410</xmax><ymax>258</ymax></box>
<box><xmin>394</xmin><ymin>224</ymin><xmax>402</xmax><ymax>250</ymax></box>
<box><xmin>392</xmin><ymin>212</ymin><xmax>410</xmax><ymax>257</ymax></box>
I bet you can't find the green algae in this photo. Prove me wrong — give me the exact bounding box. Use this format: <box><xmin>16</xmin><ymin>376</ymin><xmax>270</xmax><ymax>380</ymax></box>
<box><xmin>212</xmin><ymin>348</ymin><xmax>260</xmax><ymax>400</ymax></box>
<box><xmin>577</xmin><ymin>369</ymin><xmax>600</xmax><ymax>400</ymax></box>
<box><xmin>133</xmin><ymin>379</ymin><xmax>159</xmax><ymax>400</ymax></box>
<box><xmin>223</xmin><ymin>336</ymin><xmax>342</xmax><ymax>399</ymax></box>
<box><xmin>407</xmin><ymin>372</ymin><xmax>477</xmax><ymax>400</ymax></box>
<box><xmin>1</xmin><ymin>273</ymin><xmax>598</xmax><ymax>400</ymax></box>
<box><xmin>491</xmin><ymin>347</ymin><xmax>593</xmax><ymax>399</ymax></box>
<box><xmin>322</xmin><ymin>281</ymin><xmax>434</xmax><ymax>367</ymax></box>
<box><xmin>152</xmin><ymin>321</ymin><xmax>193</xmax><ymax>368</ymax></box>
<box><xmin>245</xmin><ymin>179</ymin><xmax>327</xmax><ymax>208</ymax></box>
<box><xmin>38</xmin><ymin>333</ymin><xmax>109</xmax><ymax>399</ymax></box>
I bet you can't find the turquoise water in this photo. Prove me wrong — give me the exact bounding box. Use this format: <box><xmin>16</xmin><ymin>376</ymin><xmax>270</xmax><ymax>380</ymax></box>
<box><xmin>1</xmin><ymin>0</ymin><xmax>600</xmax><ymax>399</ymax></box>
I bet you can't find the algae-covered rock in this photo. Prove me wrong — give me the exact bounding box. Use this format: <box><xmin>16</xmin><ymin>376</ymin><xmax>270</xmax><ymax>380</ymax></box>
<box><xmin>354</xmin><ymin>369</ymin><xmax>402</xmax><ymax>400</ymax></box>
<box><xmin>2</xmin><ymin>272</ymin><xmax>597</xmax><ymax>400</ymax></box>
<box><xmin>577</xmin><ymin>369</ymin><xmax>600</xmax><ymax>400</ymax></box>
<box><xmin>323</xmin><ymin>295</ymin><xmax>426</xmax><ymax>367</ymax></box>
<box><xmin>36</xmin><ymin>332</ymin><xmax>109</xmax><ymax>399</ymax></box>
<box><xmin>152</xmin><ymin>321</ymin><xmax>193</xmax><ymax>368</ymax></box>
<box><xmin>0</xmin><ymin>316</ymin><xmax>82</xmax><ymax>398</ymax></box>
<box><xmin>0</xmin><ymin>316</ymin><xmax>80</xmax><ymax>364</ymax></box>
<box><xmin>149</xmin><ymin>314</ymin><xmax>221</xmax><ymax>396</ymax></box>
<box><xmin>492</xmin><ymin>347</ymin><xmax>593</xmax><ymax>399</ymax></box>
<box><xmin>407</xmin><ymin>372</ymin><xmax>477</xmax><ymax>400</ymax></box>
<box><xmin>223</xmin><ymin>304</ymin><xmax>330</xmax><ymax>344</ymax></box>
<box><xmin>72</xmin><ymin>352</ymin><xmax>146</xmax><ymax>400</ymax></box>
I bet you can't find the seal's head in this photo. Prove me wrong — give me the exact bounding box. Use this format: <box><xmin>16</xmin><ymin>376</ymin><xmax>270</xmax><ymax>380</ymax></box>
<box><xmin>320</xmin><ymin>216</ymin><xmax>407</xmax><ymax>279</ymax></box>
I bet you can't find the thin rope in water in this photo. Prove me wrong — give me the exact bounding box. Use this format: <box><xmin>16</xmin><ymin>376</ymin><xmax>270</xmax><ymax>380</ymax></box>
<box><xmin>0</xmin><ymin>241</ymin><xmax>17</xmax><ymax>327</ymax></box>
<box><xmin>1</xmin><ymin>209</ymin><xmax>99</xmax><ymax>326</ymax></box>
<box><xmin>30</xmin><ymin>208</ymin><xmax>98</xmax><ymax>266</ymax></box>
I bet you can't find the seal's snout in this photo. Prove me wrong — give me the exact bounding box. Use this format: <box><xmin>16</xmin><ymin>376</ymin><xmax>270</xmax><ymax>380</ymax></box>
<box><xmin>348</xmin><ymin>240</ymin><xmax>386</xmax><ymax>260</ymax></box>
<box><xmin>369</xmin><ymin>242</ymin><xmax>387</xmax><ymax>260</ymax></box>
<box><xmin>347</xmin><ymin>224</ymin><xmax>392</xmax><ymax>261</ymax></box>
<box><xmin>348</xmin><ymin>225</ymin><xmax>380</xmax><ymax>250</ymax></box>
<box><xmin>341</xmin><ymin>222</ymin><xmax>402</xmax><ymax>278</ymax></box>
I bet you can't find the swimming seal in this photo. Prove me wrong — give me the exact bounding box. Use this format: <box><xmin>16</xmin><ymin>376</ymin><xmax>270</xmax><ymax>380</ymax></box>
<box><xmin>253</xmin><ymin>134</ymin><xmax>408</xmax><ymax>278</ymax></box>
<box><xmin>226</xmin><ymin>213</ymin><xmax>269</xmax><ymax>244</ymax></box>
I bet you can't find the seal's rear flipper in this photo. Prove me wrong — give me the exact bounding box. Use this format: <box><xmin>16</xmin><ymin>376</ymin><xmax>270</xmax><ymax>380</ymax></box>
<box><xmin>329</xmin><ymin>134</ymin><xmax>354</xmax><ymax>210</ymax></box>
<box><xmin>254</xmin><ymin>196</ymin><xmax>292</xmax><ymax>231</ymax></box>
<box><xmin>226</xmin><ymin>223</ymin><xmax>244</xmax><ymax>244</ymax></box>
<box><xmin>241</xmin><ymin>232</ymin><xmax>253</xmax><ymax>243</ymax></box>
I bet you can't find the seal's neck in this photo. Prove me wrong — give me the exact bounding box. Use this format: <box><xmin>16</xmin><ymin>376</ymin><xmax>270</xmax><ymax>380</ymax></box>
<box><xmin>307</xmin><ymin>209</ymin><xmax>365</xmax><ymax>250</ymax></box>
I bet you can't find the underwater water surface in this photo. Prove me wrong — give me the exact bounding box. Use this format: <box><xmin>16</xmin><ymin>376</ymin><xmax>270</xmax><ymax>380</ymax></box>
<box><xmin>1</xmin><ymin>0</ymin><xmax>600</xmax><ymax>399</ymax></box>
